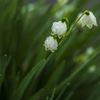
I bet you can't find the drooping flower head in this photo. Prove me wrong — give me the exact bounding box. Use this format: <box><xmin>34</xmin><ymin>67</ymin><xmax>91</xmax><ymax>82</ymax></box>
<box><xmin>51</xmin><ymin>21</ymin><xmax>67</xmax><ymax>39</ymax></box>
<box><xmin>80</xmin><ymin>11</ymin><xmax>98</xmax><ymax>29</ymax></box>
<box><xmin>43</xmin><ymin>36</ymin><xmax>58</xmax><ymax>52</ymax></box>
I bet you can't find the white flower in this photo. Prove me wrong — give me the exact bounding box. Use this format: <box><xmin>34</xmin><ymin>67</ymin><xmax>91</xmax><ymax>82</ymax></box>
<box><xmin>80</xmin><ymin>11</ymin><xmax>98</xmax><ymax>29</ymax></box>
<box><xmin>51</xmin><ymin>21</ymin><xmax>67</xmax><ymax>39</ymax></box>
<box><xmin>43</xmin><ymin>36</ymin><xmax>58</xmax><ymax>52</ymax></box>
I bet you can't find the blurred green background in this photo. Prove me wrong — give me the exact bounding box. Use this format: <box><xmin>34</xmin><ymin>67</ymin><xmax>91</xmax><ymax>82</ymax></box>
<box><xmin>0</xmin><ymin>0</ymin><xmax>100</xmax><ymax>100</ymax></box>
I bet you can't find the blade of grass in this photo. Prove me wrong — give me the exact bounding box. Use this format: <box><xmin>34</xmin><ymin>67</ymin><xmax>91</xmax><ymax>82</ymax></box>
<box><xmin>29</xmin><ymin>88</ymin><xmax>44</xmax><ymax>100</ymax></box>
<box><xmin>56</xmin><ymin>51</ymin><xmax>100</xmax><ymax>94</ymax></box>
<box><xmin>34</xmin><ymin>53</ymin><xmax>53</xmax><ymax>80</ymax></box>
<box><xmin>50</xmin><ymin>89</ymin><xmax>56</xmax><ymax>100</ymax></box>
<box><xmin>0</xmin><ymin>54</ymin><xmax>12</xmax><ymax>89</ymax></box>
<box><xmin>12</xmin><ymin>59</ymin><xmax>45</xmax><ymax>100</ymax></box>
<box><xmin>45</xmin><ymin>61</ymin><xmax>65</xmax><ymax>91</ymax></box>
<box><xmin>65</xmin><ymin>91</ymin><xmax>74</xmax><ymax>100</ymax></box>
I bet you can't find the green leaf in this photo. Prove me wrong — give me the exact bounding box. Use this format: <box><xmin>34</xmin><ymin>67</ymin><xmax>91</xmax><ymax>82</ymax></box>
<box><xmin>0</xmin><ymin>54</ymin><xmax>12</xmax><ymax>89</ymax></box>
<box><xmin>50</xmin><ymin>89</ymin><xmax>56</xmax><ymax>100</ymax></box>
<box><xmin>29</xmin><ymin>88</ymin><xmax>44</xmax><ymax>100</ymax></box>
<box><xmin>65</xmin><ymin>91</ymin><xmax>74</xmax><ymax>100</ymax></box>
<box><xmin>34</xmin><ymin>53</ymin><xmax>53</xmax><ymax>80</ymax></box>
<box><xmin>12</xmin><ymin>59</ymin><xmax>45</xmax><ymax>100</ymax></box>
<box><xmin>87</xmin><ymin>85</ymin><xmax>100</xmax><ymax>100</ymax></box>
<box><xmin>56</xmin><ymin>51</ymin><xmax>100</xmax><ymax>94</ymax></box>
<box><xmin>45</xmin><ymin>61</ymin><xmax>65</xmax><ymax>91</ymax></box>
<box><xmin>56</xmin><ymin>30</ymin><xmax>78</xmax><ymax>61</ymax></box>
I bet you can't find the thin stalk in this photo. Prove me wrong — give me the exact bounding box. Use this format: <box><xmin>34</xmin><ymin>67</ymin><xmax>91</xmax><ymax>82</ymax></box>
<box><xmin>42</xmin><ymin>10</ymin><xmax>89</xmax><ymax>78</ymax></box>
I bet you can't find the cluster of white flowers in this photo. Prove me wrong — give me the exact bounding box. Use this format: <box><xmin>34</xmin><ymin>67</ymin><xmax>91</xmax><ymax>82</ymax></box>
<box><xmin>51</xmin><ymin>21</ymin><xmax>67</xmax><ymax>39</ymax></box>
<box><xmin>43</xmin><ymin>11</ymin><xmax>98</xmax><ymax>52</ymax></box>
<box><xmin>79</xmin><ymin>11</ymin><xmax>98</xmax><ymax>29</ymax></box>
<box><xmin>43</xmin><ymin>36</ymin><xmax>58</xmax><ymax>52</ymax></box>
<box><xmin>43</xmin><ymin>21</ymin><xmax>67</xmax><ymax>52</ymax></box>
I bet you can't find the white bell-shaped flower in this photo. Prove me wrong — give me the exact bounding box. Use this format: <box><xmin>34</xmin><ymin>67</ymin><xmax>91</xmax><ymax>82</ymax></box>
<box><xmin>80</xmin><ymin>11</ymin><xmax>98</xmax><ymax>29</ymax></box>
<box><xmin>43</xmin><ymin>36</ymin><xmax>58</xmax><ymax>52</ymax></box>
<box><xmin>51</xmin><ymin>21</ymin><xmax>67</xmax><ymax>39</ymax></box>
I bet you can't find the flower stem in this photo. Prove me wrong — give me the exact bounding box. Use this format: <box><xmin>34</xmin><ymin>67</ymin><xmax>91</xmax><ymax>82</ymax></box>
<box><xmin>43</xmin><ymin>10</ymin><xmax>90</xmax><ymax>72</ymax></box>
<box><xmin>58</xmin><ymin>10</ymin><xmax>89</xmax><ymax>47</ymax></box>
<box><xmin>61</xmin><ymin>17</ymin><xmax>69</xmax><ymax>31</ymax></box>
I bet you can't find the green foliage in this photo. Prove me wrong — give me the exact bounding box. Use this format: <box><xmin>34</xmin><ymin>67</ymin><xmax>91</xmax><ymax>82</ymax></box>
<box><xmin>0</xmin><ymin>0</ymin><xmax>100</xmax><ymax>100</ymax></box>
<box><xmin>0</xmin><ymin>54</ymin><xmax>12</xmax><ymax>89</ymax></box>
<box><xmin>29</xmin><ymin>88</ymin><xmax>44</xmax><ymax>100</ymax></box>
<box><xmin>12</xmin><ymin>59</ymin><xmax>44</xmax><ymax>100</ymax></box>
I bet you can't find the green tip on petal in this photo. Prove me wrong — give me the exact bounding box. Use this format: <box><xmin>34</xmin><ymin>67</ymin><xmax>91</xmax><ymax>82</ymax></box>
<box><xmin>53</xmin><ymin>34</ymin><xmax>58</xmax><ymax>39</ymax></box>
<box><xmin>89</xmin><ymin>25</ymin><xmax>91</xmax><ymax>28</ymax></box>
<box><xmin>81</xmin><ymin>24</ymin><xmax>83</xmax><ymax>27</ymax></box>
<box><xmin>51</xmin><ymin>31</ymin><xmax>54</xmax><ymax>35</ymax></box>
<box><xmin>95</xmin><ymin>23</ymin><xmax>98</xmax><ymax>26</ymax></box>
<box><xmin>46</xmin><ymin>47</ymin><xmax>49</xmax><ymax>51</ymax></box>
<box><xmin>59</xmin><ymin>34</ymin><xmax>62</xmax><ymax>39</ymax></box>
<box><xmin>52</xmin><ymin>49</ymin><xmax>55</xmax><ymax>52</ymax></box>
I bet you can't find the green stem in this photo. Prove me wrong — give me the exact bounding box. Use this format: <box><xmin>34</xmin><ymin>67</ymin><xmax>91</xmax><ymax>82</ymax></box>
<box><xmin>42</xmin><ymin>11</ymin><xmax>90</xmax><ymax>77</ymax></box>
<box><xmin>34</xmin><ymin>52</ymin><xmax>53</xmax><ymax>80</ymax></box>
<box><xmin>58</xmin><ymin>10</ymin><xmax>89</xmax><ymax>47</ymax></box>
<box><xmin>57</xmin><ymin>51</ymin><xmax>100</xmax><ymax>93</ymax></box>
<box><xmin>61</xmin><ymin>17</ymin><xmax>69</xmax><ymax>31</ymax></box>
